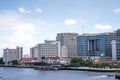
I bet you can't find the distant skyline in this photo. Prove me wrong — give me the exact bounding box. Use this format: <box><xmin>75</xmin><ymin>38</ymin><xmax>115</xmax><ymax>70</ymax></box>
<box><xmin>0</xmin><ymin>0</ymin><xmax>120</xmax><ymax>56</ymax></box>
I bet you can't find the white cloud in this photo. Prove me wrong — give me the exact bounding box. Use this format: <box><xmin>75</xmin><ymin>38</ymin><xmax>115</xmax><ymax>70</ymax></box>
<box><xmin>12</xmin><ymin>24</ymin><xmax>37</xmax><ymax>46</ymax></box>
<box><xmin>95</xmin><ymin>24</ymin><xmax>112</xmax><ymax>30</ymax></box>
<box><xmin>18</xmin><ymin>7</ymin><xmax>31</xmax><ymax>14</ymax></box>
<box><xmin>35</xmin><ymin>7</ymin><xmax>43</xmax><ymax>13</ymax></box>
<box><xmin>0</xmin><ymin>11</ymin><xmax>59</xmax><ymax>56</ymax></box>
<box><xmin>0</xmin><ymin>11</ymin><xmax>37</xmax><ymax>55</ymax></box>
<box><xmin>113</xmin><ymin>8</ymin><xmax>120</xmax><ymax>14</ymax></box>
<box><xmin>0</xmin><ymin>11</ymin><xmax>22</xmax><ymax>27</ymax></box>
<box><xmin>64</xmin><ymin>19</ymin><xmax>77</xmax><ymax>25</ymax></box>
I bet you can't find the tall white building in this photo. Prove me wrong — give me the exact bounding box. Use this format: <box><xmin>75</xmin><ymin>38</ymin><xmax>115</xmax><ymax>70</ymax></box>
<box><xmin>30</xmin><ymin>40</ymin><xmax>61</xmax><ymax>61</ymax></box>
<box><xmin>56</xmin><ymin>33</ymin><xmax>78</xmax><ymax>57</ymax></box>
<box><xmin>3</xmin><ymin>46</ymin><xmax>23</xmax><ymax>64</ymax></box>
<box><xmin>111</xmin><ymin>40</ymin><xmax>120</xmax><ymax>60</ymax></box>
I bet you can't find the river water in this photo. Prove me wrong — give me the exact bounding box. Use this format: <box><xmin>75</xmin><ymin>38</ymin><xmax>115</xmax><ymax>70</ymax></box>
<box><xmin>0</xmin><ymin>67</ymin><xmax>116</xmax><ymax>80</ymax></box>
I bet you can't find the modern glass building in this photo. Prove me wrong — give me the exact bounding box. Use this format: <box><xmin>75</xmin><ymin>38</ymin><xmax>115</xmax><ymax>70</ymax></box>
<box><xmin>77</xmin><ymin>32</ymin><xmax>116</xmax><ymax>57</ymax></box>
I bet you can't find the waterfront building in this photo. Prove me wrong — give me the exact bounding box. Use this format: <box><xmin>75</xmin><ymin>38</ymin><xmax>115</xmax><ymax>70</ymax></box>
<box><xmin>30</xmin><ymin>46</ymin><xmax>38</xmax><ymax>58</ymax></box>
<box><xmin>61</xmin><ymin>46</ymin><xmax>68</xmax><ymax>57</ymax></box>
<box><xmin>20</xmin><ymin>57</ymin><xmax>38</xmax><ymax>63</ymax></box>
<box><xmin>3</xmin><ymin>46</ymin><xmax>23</xmax><ymax>64</ymax></box>
<box><xmin>56</xmin><ymin>33</ymin><xmax>79</xmax><ymax>57</ymax></box>
<box><xmin>111</xmin><ymin>40</ymin><xmax>120</xmax><ymax>60</ymax></box>
<box><xmin>30</xmin><ymin>40</ymin><xmax>61</xmax><ymax>61</ymax></box>
<box><xmin>77</xmin><ymin>32</ymin><xmax>116</xmax><ymax>57</ymax></box>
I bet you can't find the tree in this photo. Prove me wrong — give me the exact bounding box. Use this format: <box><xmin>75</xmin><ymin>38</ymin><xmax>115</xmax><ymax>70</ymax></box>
<box><xmin>84</xmin><ymin>60</ymin><xmax>93</xmax><ymax>67</ymax></box>
<box><xmin>0</xmin><ymin>58</ymin><xmax>4</xmax><ymax>64</ymax></box>
<box><xmin>100</xmin><ymin>62</ymin><xmax>110</xmax><ymax>68</ymax></box>
<box><xmin>70</xmin><ymin>57</ymin><xmax>85</xmax><ymax>67</ymax></box>
<box><xmin>11</xmin><ymin>60</ymin><xmax>19</xmax><ymax>65</ymax></box>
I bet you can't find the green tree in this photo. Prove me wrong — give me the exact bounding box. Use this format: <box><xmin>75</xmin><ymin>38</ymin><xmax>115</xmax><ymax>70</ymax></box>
<box><xmin>0</xmin><ymin>58</ymin><xmax>4</xmax><ymax>64</ymax></box>
<box><xmin>11</xmin><ymin>60</ymin><xmax>19</xmax><ymax>65</ymax></box>
<box><xmin>70</xmin><ymin>57</ymin><xmax>85</xmax><ymax>67</ymax></box>
<box><xmin>84</xmin><ymin>60</ymin><xmax>93</xmax><ymax>67</ymax></box>
<box><xmin>100</xmin><ymin>62</ymin><xmax>110</xmax><ymax>68</ymax></box>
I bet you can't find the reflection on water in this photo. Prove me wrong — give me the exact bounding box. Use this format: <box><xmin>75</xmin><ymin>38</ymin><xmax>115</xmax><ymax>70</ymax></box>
<box><xmin>0</xmin><ymin>67</ymin><xmax>116</xmax><ymax>80</ymax></box>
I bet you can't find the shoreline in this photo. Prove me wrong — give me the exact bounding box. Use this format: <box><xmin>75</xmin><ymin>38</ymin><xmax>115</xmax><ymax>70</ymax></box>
<box><xmin>61</xmin><ymin>67</ymin><xmax>120</xmax><ymax>72</ymax></box>
<box><xmin>0</xmin><ymin>65</ymin><xmax>120</xmax><ymax>72</ymax></box>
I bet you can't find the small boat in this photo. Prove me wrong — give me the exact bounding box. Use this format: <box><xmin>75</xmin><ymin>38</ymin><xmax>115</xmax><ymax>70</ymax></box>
<box><xmin>115</xmin><ymin>73</ymin><xmax>120</xmax><ymax>79</ymax></box>
<box><xmin>48</xmin><ymin>66</ymin><xmax>58</xmax><ymax>70</ymax></box>
<box><xmin>108</xmin><ymin>74</ymin><xmax>114</xmax><ymax>77</ymax></box>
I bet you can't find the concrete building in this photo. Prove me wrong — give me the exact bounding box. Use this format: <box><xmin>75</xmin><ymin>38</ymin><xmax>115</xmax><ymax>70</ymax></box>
<box><xmin>3</xmin><ymin>46</ymin><xmax>23</xmax><ymax>64</ymax></box>
<box><xmin>30</xmin><ymin>40</ymin><xmax>61</xmax><ymax>61</ymax></box>
<box><xmin>30</xmin><ymin>46</ymin><xmax>38</xmax><ymax>58</ymax></box>
<box><xmin>56</xmin><ymin>33</ymin><xmax>79</xmax><ymax>58</ymax></box>
<box><xmin>77</xmin><ymin>32</ymin><xmax>116</xmax><ymax>57</ymax></box>
<box><xmin>61</xmin><ymin>46</ymin><xmax>68</xmax><ymax>57</ymax></box>
<box><xmin>111</xmin><ymin>40</ymin><xmax>120</xmax><ymax>60</ymax></box>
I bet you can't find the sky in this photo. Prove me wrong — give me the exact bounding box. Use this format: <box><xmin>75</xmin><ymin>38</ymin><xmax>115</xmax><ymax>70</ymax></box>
<box><xmin>0</xmin><ymin>0</ymin><xmax>120</xmax><ymax>56</ymax></box>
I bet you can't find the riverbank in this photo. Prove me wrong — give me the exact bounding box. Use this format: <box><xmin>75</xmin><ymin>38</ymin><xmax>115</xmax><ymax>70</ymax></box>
<box><xmin>61</xmin><ymin>67</ymin><xmax>120</xmax><ymax>72</ymax></box>
<box><xmin>1</xmin><ymin>65</ymin><xmax>120</xmax><ymax>72</ymax></box>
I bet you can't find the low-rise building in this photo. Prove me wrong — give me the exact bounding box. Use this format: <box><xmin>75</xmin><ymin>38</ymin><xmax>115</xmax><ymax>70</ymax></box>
<box><xmin>30</xmin><ymin>40</ymin><xmax>61</xmax><ymax>61</ymax></box>
<box><xmin>3</xmin><ymin>46</ymin><xmax>23</xmax><ymax>65</ymax></box>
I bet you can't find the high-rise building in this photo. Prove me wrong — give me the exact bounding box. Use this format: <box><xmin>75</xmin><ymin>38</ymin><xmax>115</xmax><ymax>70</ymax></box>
<box><xmin>30</xmin><ymin>40</ymin><xmax>61</xmax><ymax>61</ymax></box>
<box><xmin>56</xmin><ymin>33</ymin><xmax>79</xmax><ymax>57</ymax></box>
<box><xmin>111</xmin><ymin>40</ymin><xmax>120</xmax><ymax>60</ymax></box>
<box><xmin>3</xmin><ymin>46</ymin><xmax>23</xmax><ymax>64</ymax></box>
<box><xmin>77</xmin><ymin>32</ymin><xmax>116</xmax><ymax>57</ymax></box>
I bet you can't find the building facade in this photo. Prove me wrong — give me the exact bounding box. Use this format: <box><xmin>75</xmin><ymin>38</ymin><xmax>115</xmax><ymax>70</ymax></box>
<box><xmin>111</xmin><ymin>40</ymin><xmax>120</xmax><ymax>60</ymax></box>
<box><xmin>3</xmin><ymin>46</ymin><xmax>23</xmax><ymax>64</ymax></box>
<box><xmin>56</xmin><ymin>33</ymin><xmax>79</xmax><ymax>57</ymax></box>
<box><xmin>30</xmin><ymin>40</ymin><xmax>61</xmax><ymax>61</ymax></box>
<box><xmin>77</xmin><ymin>32</ymin><xmax>116</xmax><ymax>57</ymax></box>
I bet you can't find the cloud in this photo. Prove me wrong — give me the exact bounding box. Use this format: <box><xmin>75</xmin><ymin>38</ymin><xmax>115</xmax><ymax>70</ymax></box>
<box><xmin>35</xmin><ymin>7</ymin><xmax>43</xmax><ymax>13</ymax></box>
<box><xmin>113</xmin><ymin>8</ymin><xmax>120</xmax><ymax>14</ymax></box>
<box><xmin>9</xmin><ymin>23</ymin><xmax>37</xmax><ymax>53</ymax></box>
<box><xmin>0</xmin><ymin>11</ymin><xmax>37</xmax><ymax>55</ymax></box>
<box><xmin>18</xmin><ymin>7</ymin><xmax>31</xmax><ymax>14</ymax></box>
<box><xmin>95</xmin><ymin>24</ymin><xmax>112</xmax><ymax>30</ymax></box>
<box><xmin>0</xmin><ymin>10</ymin><xmax>59</xmax><ymax>56</ymax></box>
<box><xmin>64</xmin><ymin>19</ymin><xmax>77</xmax><ymax>25</ymax></box>
<box><xmin>0</xmin><ymin>11</ymin><xmax>22</xmax><ymax>27</ymax></box>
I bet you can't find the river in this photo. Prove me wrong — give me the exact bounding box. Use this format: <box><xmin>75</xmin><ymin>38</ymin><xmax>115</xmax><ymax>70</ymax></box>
<box><xmin>0</xmin><ymin>67</ymin><xmax>116</xmax><ymax>80</ymax></box>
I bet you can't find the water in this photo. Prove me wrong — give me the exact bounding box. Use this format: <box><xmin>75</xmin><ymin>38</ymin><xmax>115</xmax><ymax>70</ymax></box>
<box><xmin>0</xmin><ymin>67</ymin><xmax>116</xmax><ymax>80</ymax></box>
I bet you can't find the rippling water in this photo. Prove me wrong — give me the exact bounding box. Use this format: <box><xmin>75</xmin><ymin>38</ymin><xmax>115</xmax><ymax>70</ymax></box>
<box><xmin>0</xmin><ymin>67</ymin><xmax>116</xmax><ymax>80</ymax></box>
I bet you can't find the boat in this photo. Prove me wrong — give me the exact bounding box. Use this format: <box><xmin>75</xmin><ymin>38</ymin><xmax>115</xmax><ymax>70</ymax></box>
<box><xmin>34</xmin><ymin>66</ymin><xmax>58</xmax><ymax>71</ymax></box>
<box><xmin>115</xmin><ymin>73</ymin><xmax>120</xmax><ymax>79</ymax></box>
<box><xmin>48</xmin><ymin>66</ymin><xmax>58</xmax><ymax>70</ymax></box>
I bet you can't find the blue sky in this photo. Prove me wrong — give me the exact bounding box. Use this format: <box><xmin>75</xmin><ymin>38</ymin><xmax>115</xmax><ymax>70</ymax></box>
<box><xmin>0</xmin><ymin>0</ymin><xmax>120</xmax><ymax>56</ymax></box>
